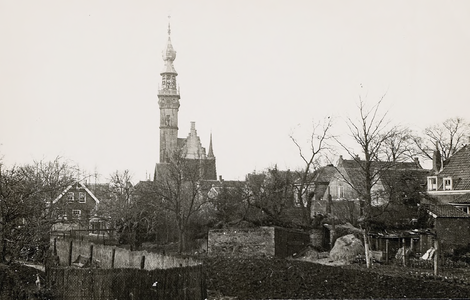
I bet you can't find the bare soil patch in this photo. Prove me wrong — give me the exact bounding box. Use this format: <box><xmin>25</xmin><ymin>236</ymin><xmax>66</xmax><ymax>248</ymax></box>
<box><xmin>203</xmin><ymin>256</ymin><xmax>470</xmax><ymax>299</ymax></box>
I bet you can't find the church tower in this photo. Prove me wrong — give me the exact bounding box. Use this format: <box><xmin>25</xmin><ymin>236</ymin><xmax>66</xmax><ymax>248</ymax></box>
<box><xmin>157</xmin><ymin>21</ymin><xmax>180</xmax><ymax>163</ymax></box>
<box><xmin>154</xmin><ymin>20</ymin><xmax>217</xmax><ymax>181</ymax></box>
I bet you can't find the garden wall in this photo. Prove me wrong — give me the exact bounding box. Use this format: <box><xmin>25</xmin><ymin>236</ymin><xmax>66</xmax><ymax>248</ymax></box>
<box><xmin>208</xmin><ymin>227</ymin><xmax>310</xmax><ymax>258</ymax></box>
<box><xmin>53</xmin><ymin>237</ymin><xmax>200</xmax><ymax>269</ymax></box>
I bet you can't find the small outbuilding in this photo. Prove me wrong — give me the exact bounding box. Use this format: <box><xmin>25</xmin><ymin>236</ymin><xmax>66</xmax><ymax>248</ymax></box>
<box><xmin>208</xmin><ymin>226</ymin><xmax>310</xmax><ymax>258</ymax></box>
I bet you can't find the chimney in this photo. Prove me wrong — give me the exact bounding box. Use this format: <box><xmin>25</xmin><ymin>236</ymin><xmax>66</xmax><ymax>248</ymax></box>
<box><xmin>414</xmin><ymin>157</ymin><xmax>421</xmax><ymax>168</ymax></box>
<box><xmin>219</xmin><ymin>175</ymin><xmax>223</xmax><ymax>182</ymax></box>
<box><xmin>432</xmin><ymin>142</ymin><xmax>442</xmax><ymax>173</ymax></box>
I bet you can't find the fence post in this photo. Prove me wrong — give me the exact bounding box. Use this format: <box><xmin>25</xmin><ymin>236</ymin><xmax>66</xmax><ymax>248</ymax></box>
<box><xmin>434</xmin><ymin>239</ymin><xmax>439</xmax><ymax>276</ymax></box>
<box><xmin>111</xmin><ymin>248</ymin><xmax>116</xmax><ymax>268</ymax></box>
<box><xmin>89</xmin><ymin>244</ymin><xmax>94</xmax><ymax>266</ymax></box>
<box><xmin>385</xmin><ymin>239</ymin><xmax>389</xmax><ymax>264</ymax></box>
<box><xmin>53</xmin><ymin>238</ymin><xmax>57</xmax><ymax>256</ymax></box>
<box><xmin>419</xmin><ymin>234</ymin><xmax>423</xmax><ymax>253</ymax></box>
<box><xmin>402</xmin><ymin>238</ymin><xmax>406</xmax><ymax>266</ymax></box>
<box><xmin>68</xmin><ymin>240</ymin><xmax>73</xmax><ymax>266</ymax></box>
<box><xmin>141</xmin><ymin>255</ymin><xmax>146</xmax><ymax>270</ymax></box>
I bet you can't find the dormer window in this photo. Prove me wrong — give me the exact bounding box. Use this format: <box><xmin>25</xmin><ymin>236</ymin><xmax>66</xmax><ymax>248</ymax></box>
<box><xmin>78</xmin><ymin>192</ymin><xmax>86</xmax><ymax>203</ymax></box>
<box><xmin>67</xmin><ymin>192</ymin><xmax>74</xmax><ymax>202</ymax></box>
<box><xmin>443</xmin><ymin>177</ymin><xmax>453</xmax><ymax>190</ymax></box>
<box><xmin>427</xmin><ymin>176</ymin><xmax>438</xmax><ymax>191</ymax></box>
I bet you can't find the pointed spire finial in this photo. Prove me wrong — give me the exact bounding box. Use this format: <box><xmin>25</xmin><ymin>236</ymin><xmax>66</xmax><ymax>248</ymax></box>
<box><xmin>208</xmin><ymin>132</ymin><xmax>215</xmax><ymax>158</ymax></box>
<box><xmin>167</xmin><ymin>15</ymin><xmax>171</xmax><ymax>36</ymax></box>
<box><xmin>162</xmin><ymin>15</ymin><xmax>176</xmax><ymax>64</ymax></box>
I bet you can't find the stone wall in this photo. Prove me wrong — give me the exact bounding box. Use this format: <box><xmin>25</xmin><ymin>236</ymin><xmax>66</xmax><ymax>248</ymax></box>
<box><xmin>208</xmin><ymin>227</ymin><xmax>275</xmax><ymax>257</ymax></box>
<box><xmin>208</xmin><ymin>227</ymin><xmax>310</xmax><ymax>258</ymax></box>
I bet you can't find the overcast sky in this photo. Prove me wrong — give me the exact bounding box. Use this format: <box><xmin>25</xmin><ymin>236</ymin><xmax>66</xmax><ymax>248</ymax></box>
<box><xmin>1</xmin><ymin>0</ymin><xmax>470</xmax><ymax>182</ymax></box>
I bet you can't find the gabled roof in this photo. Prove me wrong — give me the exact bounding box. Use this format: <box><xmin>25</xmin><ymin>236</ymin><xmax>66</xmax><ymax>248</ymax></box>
<box><xmin>52</xmin><ymin>181</ymin><xmax>100</xmax><ymax>204</ymax></box>
<box><xmin>207</xmin><ymin>179</ymin><xmax>245</xmax><ymax>198</ymax></box>
<box><xmin>438</xmin><ymin>145</ymin><xmax>470</xmax><ymax>190</ymax></box>
<box><xmin>426</xmin><ymin>204</ymin><xmax>470</xmax><ymax>218</ymax></box>
<box><xmin>335</xmin><ymin>156</ymin><xmax>425</xmax><ymax>193</ymax></box>
<box><xmin>312</xmin><ymin>165</ymin><xmax>337</xmax><ymax>183</ymax></box>
<box><xmin>293</xmin><ymin>165</ymin><xmax>336</xmax><ymax>186</ymax></box>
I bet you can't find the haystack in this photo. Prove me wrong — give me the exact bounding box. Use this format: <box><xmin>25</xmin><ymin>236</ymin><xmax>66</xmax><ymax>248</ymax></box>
<box><xmin>329</xmin><ymin>234</ymin><xmax>364</xmax><ymax>263</ymax></box>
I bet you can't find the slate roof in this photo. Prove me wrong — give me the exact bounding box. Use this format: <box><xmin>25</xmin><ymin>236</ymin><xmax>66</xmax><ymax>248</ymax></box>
<box><xmin>426</xmin><ymin>204</ymin><xmax>470</xmax><ymax>218</ymax></box>
<box><xmin>438</xmin><ymin>145</ymin><xmax>470</xmax><ymax>190</ymax></box>
<box><xmin>449</xmin><ymin>193</ymin><xmax>470</xmax><ymax>204</ymax></box>
<box><xmin>339</xmin><ymin>158</ymin><xmax>422</xmax><ymax>171</ymax></box>
<box><xmin>380</xmin><ymin>168</ymin><xmax>430</xmax><ymax>186</ymax></box>
<box><xmin>337</xmin><ymin>157</ymin><xmax>425</xmax><ymax>191</ymax></box>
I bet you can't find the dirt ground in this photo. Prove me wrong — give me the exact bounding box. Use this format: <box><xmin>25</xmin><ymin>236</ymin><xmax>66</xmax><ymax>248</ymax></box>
<box><xmin>0</xmin><ymin>263</ymin><xmax>49</xmax><ymax>300</ymax></box>
<box><xmin>203</xmin><ymin>255</ymin><xmax>470</xmax><ymax>299</ymax></box>
<box><xmin>4</xmin><ymin>256</ymin><xmax>470</xmax><ymax>299</ymax></box>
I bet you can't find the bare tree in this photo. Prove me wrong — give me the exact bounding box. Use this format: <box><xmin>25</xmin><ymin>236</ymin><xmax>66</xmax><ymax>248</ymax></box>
<box><xmin>414</xmin><ymin>117</ymin><xmax>470</xmax><ymax>162</ymax></box>
<box><xmin>209</xmin><ymin>181</ymin><xmax>247</xmax><ymax>227</ymax></box>
<box><xmin>244</xmin><ymin>166</ymin><xmax>295</xmax><ymax>227</ymax></box>
<box><xmin>153</xmin><ymin>149</ymin><xmax>212</xmax><ymax>253</ymax></box>
<box><xmin>95</xmin><ymin>170</ymin><xmax>155</xmax><ymax>250</ymax></box>
<box><xmin>336</xmin><ymin>97</ymin><xmax>397</xmax><ymax>217</ymax></box>
<box><xmin>289</xmin><ymin>117</ymin><xmax>334</xmax><ymax>226</ymax></box>
<box><xmin>108</xmin><ymin>170</ymin><xmax>134</xmax><ymax>205</ymax></box>
<box><xmin>382</xmin><ymin>126</ymin><xmax>417</xmax><ymax>163</ymax></box>
<box><xmin>0</xmin><ymin>158</ymin><xmax>76</xmax><ymax>262</ymax></box>
<box><xmin>335</xmin><ymin>96</ymin><xmax>399</xmax><ymax>267</ymax></box>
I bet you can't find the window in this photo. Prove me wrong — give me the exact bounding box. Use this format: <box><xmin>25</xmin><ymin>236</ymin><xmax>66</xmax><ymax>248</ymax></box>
<box><xmin>78</xmin><ymin>192</ymin><xmax>86</xmax><ymax>203</ymax></box>
<box><xmin>457</xmin><ymin>206</ymin><xmax>469</xmax><ymax>214</ymax></box>
<box><xmin>72</xmin><ymin>210</ymin><xmax>81</xmax><ymax>216</ymax></box>
<box><xmin>91</xmin><ymin>222</ymin><xmax>102</xmax><ymax>234</ymax></box>
<box><xmin>427</xmin><ymin>177</ymin><xmax>437</xmax><ymax>191</ymax></box>
<box><xmin>67</xmin><ymin>192</ymin><xmax>74</xmax><ymax>202</ymax></box>
<box><xmin>337</xmin><ymin>186</ymin><xmax>344</xmax><ymax>198</ymax></box>
<box><xmin>443</xmin><ymin>177</ymin><xmax>453</xmax><ymax>190</ymax></box>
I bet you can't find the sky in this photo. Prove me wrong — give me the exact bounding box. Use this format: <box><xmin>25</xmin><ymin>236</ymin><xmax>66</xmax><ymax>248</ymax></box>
<box><xmin>1</xmin><ymin>0</ymin><xmax>470</xmax><ymax>182</ymax></box>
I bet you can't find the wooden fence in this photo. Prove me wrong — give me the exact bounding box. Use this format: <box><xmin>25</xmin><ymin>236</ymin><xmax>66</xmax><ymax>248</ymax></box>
<box><xmin>46</xmin><ymin>265</ymin><xmax>207</xmax><ymax>300</ymax></box>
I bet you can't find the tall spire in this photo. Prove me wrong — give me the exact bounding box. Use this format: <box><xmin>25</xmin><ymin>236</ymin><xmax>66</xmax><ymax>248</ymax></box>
<box><xmin>208</xmin><ymin>133</ymin><xmax>215</xmax><ymax>158</ymax></box>
<box><xmin>157</xmin><ymin>17</ymin><xmax>180</xmax><ymax>165</ymax></box>
<box><xmin>161</xmin><ymin>16</ymin><xmax>177</xmax><ymax>76</ymax></box>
